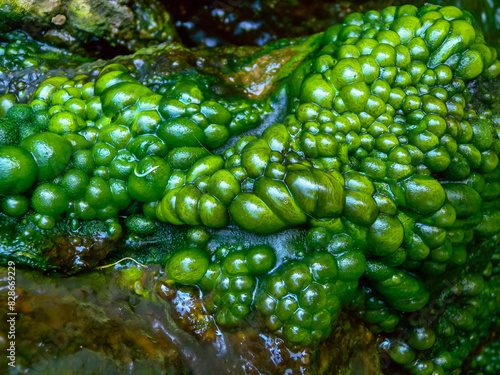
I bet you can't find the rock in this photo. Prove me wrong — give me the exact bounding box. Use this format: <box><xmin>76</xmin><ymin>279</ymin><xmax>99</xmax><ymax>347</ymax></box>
<box><xmin>0</xmin><ymin>0</ymin><xmax>178</xmax><ymax>56</ymax></box>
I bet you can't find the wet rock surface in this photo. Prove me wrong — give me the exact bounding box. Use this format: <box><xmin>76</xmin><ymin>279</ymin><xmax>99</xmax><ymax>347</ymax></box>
<box><xmin>0</xmin><ymin>265</ymin><xmax>380</xmax><ymax>374</ymax></box>
<box><xmin>0</xmin><ymin>0</ymin><xmax>178</xmax><ymax>57</ymax></box>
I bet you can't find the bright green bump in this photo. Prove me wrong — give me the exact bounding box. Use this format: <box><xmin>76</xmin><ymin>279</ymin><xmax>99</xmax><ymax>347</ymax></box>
<box><xmin>74</xmin><ymin>200</ymin><xmax>96</xmax><ymax>221</ymax></box>
<box><xmin>355</xmin><ymin>38</ymin><xmax>379</xmax><ymax>56</ymax></box>
<box><xmin>54</xmin><ymin>87</ymin><xmax>80</xmax><ymax>104</ymax></box>
<box><xmin>375</xmin><ymin>30</ymin><xmax>401</xmax><ymax>47</ymax></box>
<box><xmin>200</xmin><ymin>101</ymin><xmax>232</xmax><ymax>125</ymax></box>
<box><xmin>338</xmin><ymin>25</ymin><xmax>362</xmax><ymax>41</ymax></box>
<box><xmin>424</xmin><ymin>19</ymin><xmax>450</xmax><ymax>52</ymax></box>
<box><xmin>63</xmin><ymin>133</ymin><xmax>91</xmax><ymax>152</ymax></box>
<box><xmin>158</xmin><ymin>98</ymin><xmax>186</xmax><ymax>119</ymax></box>
<box><xmin>52</xmin><ymin>105</ymin><xmax>74</xmax><ymax>127</ymax></box>
<box><xmin>98</xmin><ymin>64</ymin><xmax>130</xmax><ymax>78</ymax></box>
<box><xmin>130</xmin><ymin>110</ymin><xmax>162</xmax><ymax>137</ymax></box>
<box><xmin>198</xmin><ymin>194</ymin><xmax>228</xmax><ymax>228</ymax></box>
<box><xmin>299</xmin><ymin>283</ymin><xmax>327</xmax><ymax>313</ymax></box>
<box><xmin>168</xmin><ymin>80</ymin><xmax>205</xmax><ymax>105</ymax></box>
<box><xmin>61</xmin><ymin>169</ymin><xmax>90</xmax><ymax>200</ymax></box>
<box><xmin>367</xmin><ymin>215</ymin><xmax>404</xmax><ymax>256</ymax></box>
<box><xmin>401</xmin><ymin>175</ymin><xmax>446</xmax><ymax>215</ymax></box>
<box><xmin>110</xmin><ymin>179</ymin><xmax>132</xmax><ymax>210</ymax></box>
<box><xmin>467</xmin><ymin>123</ymin><xmax>489</xmax><ymax>155</ymax></box>
<box><xmin>94</xmin><ymin>70</ymin><xmax>139</xmax><ymax>96</ymax></box>
<box><xmin>421</xmin><ymin>96</ymin><xmax>446</xmax><ymax>117</ymax></box>
<box><xmin>0</xmin><ymin>94</ymin><xmax>17</xmax><ymax>118</ymax></box>
<box><xmin>85</xmin><ymin>97</ymin><xmax>103</xmax><ymax>121</ymax></box>
<box><xmin>136</xmin><ymin>94</ymin><xmax>162</xmax><ymax>111</ymax></box>
<box><xmin>284</xmin><ymin>168</ymin><xmax>344</xmax><ymax>218</ymax></box>
<box><xmin>156</xmin><ymin>187</ymin><xmax>183</xmax><ymax>225</ymax></box>
<box><xmin>222</xmin><ymin>252</ymin><xmax>249</xmax><ymax>276</ymax></box>
<box><xmin>358</xmin><ymin>56</ymin><xmax>380</xmax><ymax>84</ymax></box>
<box><xmin>101</xmin><ymin>83</ymin><xmax>153</xmax><ymax>117</ymax></box>
<box><xmin>344</xmin><ymin>189</ymin><xmax>379</xmax><ymax>227</ymax></box>
<box><xmin>336</xmin><ymin>251</ymin><xmax>366</xmax><ymax>281</ymax></box>
<box><xmin>283</xmin><ymin>262</ymin><xmax>312</xmax><ymax>293</ymax></box>
<box><xmin>85</xmin><ymin>177</ymin><xmax>113</xmax><ymax>209</ymax></box>
<box><xmin>31</xmin><ymin>182</ymin><xmax>69</xmax><ymax>217</ymax></box>
<box><xmin>33</xmin><ymin>76</ymin><xmax>68</xmax><ymax>103</ymax></box>
<box><xmin>186</xmin><ymin>155</ymin><xmax>224</xmax><ymax>184</ymax></box>
<box><xmin>300</xmin><ymin>74</ymin><xmax>336</xmax><ymax>110</ymax></box>
<box><xmin>0</xmin><ymin>145</ymin><xmax>37</xmax><ymax>195</ymax></box>
<box><xmin>157</xmin><ymin>117</ymin><xmax>205</xmax><ymax>148</ymax></box>
<box><xmin>324</xmin><ymin>24</ymin><xmax>342</xmax><ymax>44</ymax></box>
<box><xmin>1</xmin><ymin>195</ymin><xmax>29</xmax><ymax>216</ymax></box>
<box><xmin>456</xmin><ymin>49</ymin><xmax>484</xmax><ymax>80</ymax></box>
<box><xmin>434</xmin><ymin>64</ymin><xmax>453</xmax><ymax>85</ymax></box>
<box><xmin>126</xmin><ymin>135</ymin><xmax>168</xmax><ymax>159</ymax></box>
<box><xmin>390</xmin><ymin>16</ymin><xmax>421</xmax><ymax>45</ymax></box>
<box><xmin>73</xmin><ymin>149</ymin><xmax>95</xmax><ymax>175</ymax></box>
<box><xmin>338</xmin><ymin>45</ymin><xmax>361</xmax><ymax>60</ymax></box>
<box><xmin>203</xmin><ymin>124</ymin><xmax>230</xmax><ymax>148</ymax></box>
<box><xmin>396</xmin><ymin>4</ymin><xmax>418</xmax><ymax>17</ymax></box>
<box><xmin>276</xmin><ymin>295</ymin><xmax>299</xmax><ymax>322</ymax></box>
<box><xmin>241</xmin><ymin>139</ymin><xmax>271</xmax><ymax>178</ymax></box>
<box><xmin>484</xmin><ymin>60</ymin><xmax>500</xmax><ymax>80</ymax></box>
<box><xmin>364</xmin><ymin>95</ymin><xmax>386</xmax><ymax>118</ymax></box>
<box><xmin>38</xmin><ymin>215</ymin><xmax>56</xmax><ymax>229</ymax></box>
<box><xmin>424</xmin><ymin>147</ymin><xmax>451</xmax><ymax>172</ymax></box>
<box><xmin>306</xmin><ymin>252</ymin><xmax>338</xmax><ymax>283</ymax></box>
<box><xmin>443</xmin><ymin>183</ymin><xmax>482</xmax><ymax>217</ymax></box>
<box><xmin>167</xmin><ymin>248</ymin><xmax>209</xmax><ymax>285</ymax></box>
<box><xmin>28</xmin><ymin>101</ymin><xmax>47</xmax><ymax>120</ymax></box>
<box><xmin>371</xmin><ymin>44</ymin><xmax>396</xmax><ymax>67</ymax></box>
<box><xmin>167</xmin><ymin>147</ymin><xmax>209</xmax><ymax>170</ymax></box>
<box><xmin>175</xmin><ymin>184</ymin><xmax>203</xmax><ymax>225</ymax></box>
<box><xmin>339</xmin><ymin>81</ymin><xmax>370</xmax><ymax>114</ymax></box>
<box><xmin>408</xmin><ymin>327</ymin><xmax>436</xmax><ymax>350</ymax></box>
<box><xmin>326</xmin><ymin>58</ymin><xmax>364</xmax><ymax>89</ymax></box>
<box><xmin>81</xmin><ymin>82</ymin><xmax>95</xmax><ymax>101</ymax></box>
<box><xmin>206</xmin><ymin>169</ymin><xmax>240</xmax><ymax>206</ymax></box>
<box><xmin>20</xmin><ymin>133</ymin><xmax>72</xmax><ymax>181</ymax></box>
<box><xmin>313</xmin><ymin>54</ymin><xmax>337</xmax><ymax>74</ymax></box>
<box><xmin>428</xmin><ymin>20</ymin><xmax>476</xmax><ymax>68</ymax></box>
<box><xmin>388</xmin><ymin>341</ymin><xmax>416</xmax><ymax>365</ymax></box>
<box><xmin>97</xmin><ymin>124</ymin><xmax>132</xmax><ymax>150</ymax></box>
<box><xmin>254</xmin><ymin>177</ymin><xmax>307</xmax><ymax>226</ymax></box>
<box><xmin>91</xmin><ymin>143</ymin><xmax>117</xmax><ymax>167</ymax></box>
<box><xmin>371</xmin><ymin>79</ymin><xmax>391</xmax><ymax>102</ymax></box>
<box><xmin>361</xmin><ymin>157</ymin><xmax>386</xmax><ymax>179</ymax></box>
<box><xmin>246</xmin><ymin>246</ymin><xmax>277</xmax><ymax>275</ymax></box>
<box><xmin>229</xmin><ymin>193</ymin><xmax>287</xmax><ymax>233</ymax></box>
<box><xmin>128</xmin><ymin>156</ymin><xmax>172</xmax><ymax>202</ymax></box>
<box><xmin>262</xmin><ymin>124</ymin><xmax>291</xmax><ymax>153</ymax></box>
<box><xmin>306</xmin><ymin>227</ymin><xmax>332</xmax><ymax>250</ymax></box>
<box><xmin>407</xmin><ymin>37</ymin><xmax>429</xmax><ymax>63</ymax></box>
<box><xmin>439</xmin><ymin>6</ymin><xmax>463</xmax><ymax>20</ymax></box>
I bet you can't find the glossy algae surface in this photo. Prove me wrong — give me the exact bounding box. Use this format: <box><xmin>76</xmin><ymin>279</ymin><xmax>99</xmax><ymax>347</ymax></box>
<box><xmin>0</xmin><ymin>3</ymin><xmax>500</xmax><ymax>375</ymax></box>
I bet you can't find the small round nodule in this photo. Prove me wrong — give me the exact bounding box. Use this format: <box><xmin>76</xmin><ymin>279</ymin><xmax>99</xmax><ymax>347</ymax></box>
<box><xmin>0</xmin><ymin>145</ymin><xmax>37</xmax><ymax>196</ymax></box>
<box><xmin>31</xmin><ymin>182</ymin><xmax>69</xmax><ymax>218</ymax></box>
<box><xmin>167</xmin><ymin>247</ymin><xmax>209</xmax><ymax>285</ymax></box>
<box><xmin>1</xmin><ymin>195</ymin><xmax>29</xmax><ymax>216</ymax></box>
